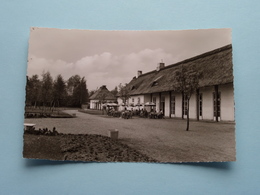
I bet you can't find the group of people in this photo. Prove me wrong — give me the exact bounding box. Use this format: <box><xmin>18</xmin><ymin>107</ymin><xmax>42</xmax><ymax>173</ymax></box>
<box><xmin>148</xmin><ymin>109</ymin><xmax>164</xmax><ymax>119</ymax></box>
<box><xmin>107</xmin><ymin>107</ymin><xmax>121</xmax><ymax>117</ymax></box>
<box><xmin>106</xmin><ymin>106</ymin><xmax>165</xmax><ymax>119</ymax></box>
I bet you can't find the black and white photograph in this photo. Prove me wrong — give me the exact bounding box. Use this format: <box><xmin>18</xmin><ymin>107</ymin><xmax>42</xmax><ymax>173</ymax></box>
<box><xmin>23</xmin><ymin>28</ymin><xmax>235</xmax><ymax>163</ymax></box>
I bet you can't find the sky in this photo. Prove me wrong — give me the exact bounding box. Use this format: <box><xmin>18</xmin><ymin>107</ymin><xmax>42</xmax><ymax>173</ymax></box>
<box><xmin>27</xmin><ymin>28</ymin><xmax>232</xmax><ymax>91</ymax></box>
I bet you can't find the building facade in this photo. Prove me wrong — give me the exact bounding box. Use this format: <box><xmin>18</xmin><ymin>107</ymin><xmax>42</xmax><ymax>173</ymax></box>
<box><xmin>118</xmin><ymin>44</ymin><xmax>234</xmax><ymax>122</ymax></box>
<box><xmin>89</xmin><ymin>85</ymin><xmax>117</xmax><ymax>110</ymax></box>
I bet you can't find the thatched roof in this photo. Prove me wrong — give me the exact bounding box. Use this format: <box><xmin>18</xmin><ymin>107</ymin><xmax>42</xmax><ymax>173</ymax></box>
<box><xmin>127</xmin><ymin>44</ymin><xmax>233</xmax><ymax>95</ymax></box>
<box><xmin>89</xmin><ymin>85</ymin><xmax>117</xmax><ymax>100</ymax></box>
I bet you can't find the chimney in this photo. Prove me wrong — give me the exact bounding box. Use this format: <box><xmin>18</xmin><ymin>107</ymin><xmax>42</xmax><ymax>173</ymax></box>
<box><xmin>156</xmin><ymin>62</ymin><xmax>165</xmax><ymax>71</ymax></box>
<box><xmin>137</xmin><ymin>70</ymin><xmax>142</xmax><ymax>77</ymax></box>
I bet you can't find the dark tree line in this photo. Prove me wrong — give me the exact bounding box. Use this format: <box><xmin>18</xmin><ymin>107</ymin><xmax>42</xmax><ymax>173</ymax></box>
<box><xmin>26</xmin><ymin>72</ymin><xmax>89</xmax><ymax>108</ymax></box>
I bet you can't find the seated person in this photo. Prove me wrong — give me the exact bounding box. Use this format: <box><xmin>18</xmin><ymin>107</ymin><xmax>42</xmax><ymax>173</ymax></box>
<box><xmin>158</xmin><ymin>109</ymin><xmax>164</xmax><ymax>119</ymax></box>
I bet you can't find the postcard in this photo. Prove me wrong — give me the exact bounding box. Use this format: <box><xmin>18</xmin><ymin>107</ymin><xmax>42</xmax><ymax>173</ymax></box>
<box><xmin>23</xmin><ymin>28</ymin><xmax>235</xmax><ymax>162</ymax></box>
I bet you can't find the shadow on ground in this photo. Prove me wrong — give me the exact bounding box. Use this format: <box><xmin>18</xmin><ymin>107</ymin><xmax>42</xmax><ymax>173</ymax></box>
<box><xmin>168</xmin><ymin>161</ymin><xmax>233</xmax><ymax>170</ymax></box>
<box><xmin>24</xmin><ymin>158</ymin><xmax>233</xmax><ymax>171</ymax></box>
<box><xmin>24</xmin><ymin>158</ymin><xmax>95</xmax><ymax>167</ymax></box>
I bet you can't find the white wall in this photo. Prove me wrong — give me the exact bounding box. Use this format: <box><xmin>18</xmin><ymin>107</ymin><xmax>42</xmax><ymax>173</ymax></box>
<box><xmin>200</xmin><ymin>86</ymin><xmax>214</xmax><ymax>120</ymax></box>
<box><xmin>149</xmin><ymin>93</ymin><xmax>160</xmax><ymax>111</ymax></box>
<box><xmin>118</xmin><ymin>95</ymin><xmax>148</xmax><ymax>111</ymax></box>
<box><xmin>144</xmin><ymin>94</ymin><xmax>151</xmax><ymax>103</ymax></box>
<box><xmin>162</xmin><ymin>92</ymin><xmax>170</xmax><ymax>117</ymax></box>
<box><xmin>189</xmin><ymin>95</ymin><xmax>197</xmax><ymax>119</ymax></box>
<box><xmin>127</xmin><ymin>95</ymin><xmax>145</xmax><ymax>105</ymax></box>
<box><xmin>219</xmin><ymin>83</ymin><xmax>235</xmax><ymax>121</ymax></box>
<box><xmin>90</xmin><ymin>100</ymin><xmax>101</xmax><ymax>110</ymax></box>
<box><xmin>90</xmin><ymin>100</ymin><xmax>95</xmax><ymax>109</ymax></box>
<box><xmin>118</xmin><ymin>83</ymin><xmax>234</xmax><ymax>121</ymax></box>
<box><xmin>175</xmin><ymin>93</ymin><xmax>182</xmax><ymax>118</ymax></box>
<box><xmin>117</xmin><ymin>97</ymin><xmax>123</xmax><ymax>105</ymax></box>
<box><xmin>199</xmin><ymin>84</ymin><xmax>234</xmax><ymax>121</ymax></box>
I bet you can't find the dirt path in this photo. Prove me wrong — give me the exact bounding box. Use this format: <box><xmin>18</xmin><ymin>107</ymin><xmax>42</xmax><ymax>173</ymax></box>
<box><xmin>24</xmin><ymin>110</ymin><xmax>236</xmax><ymax>162</ymax></box>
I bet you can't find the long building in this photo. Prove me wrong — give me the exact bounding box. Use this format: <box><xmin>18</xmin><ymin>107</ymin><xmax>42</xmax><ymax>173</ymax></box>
<box><xmin>117</xmin><ymin>44</ymin><xmax>234</xmax><ymax>122</ymax></box>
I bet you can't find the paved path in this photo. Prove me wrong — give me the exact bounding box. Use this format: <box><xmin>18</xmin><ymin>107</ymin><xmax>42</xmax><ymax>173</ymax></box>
<box><xmin>24</xmin><ymin>110</ymin><xmax>236</xmax><ymax>162</ymax></box>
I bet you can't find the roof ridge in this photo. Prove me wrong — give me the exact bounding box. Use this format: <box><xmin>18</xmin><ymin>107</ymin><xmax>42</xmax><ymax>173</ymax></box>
<box><xmin>138</xmin><ymin>44</ymin><xmax>232</xmax><ymax>77</ymax></box>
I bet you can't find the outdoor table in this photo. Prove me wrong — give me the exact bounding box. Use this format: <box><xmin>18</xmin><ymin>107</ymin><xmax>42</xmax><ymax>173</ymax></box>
<box><xmin>24</xmin><ymin>123</ymin><xmax>36</xmax><ymax>131</ymax></box>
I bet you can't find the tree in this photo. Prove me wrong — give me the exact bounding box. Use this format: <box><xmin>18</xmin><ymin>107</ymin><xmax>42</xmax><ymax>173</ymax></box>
<box><xmin>53</xmin><ymin>74</ymin><xmax>66</xmax><ymax>107</ymax></box>
<box><xmin>26</xmin><ymin>74</ymin><xmax>41</xmax><ymax>107</ymax></box>
<box><xmin>118</xmin><ymin>83</ymin><xmax>130</xmax><ymax>105</ymax></box>
<box><xmin>67</xmin><ymin>75</ymin><xmax>81</xmax><ymax>96</ymax></box>
<box><xmin>88</xmin><ymin>89</ymin><xmax>96</xmax><ymax>98</ymax></box>
<box><xmin>39</xmin><ymin>71</ymin><xmax>53</xmax><ymax>108</ymax></box>
<box><xmin>66</xmin><ymin>75</ymin><xmax>81</xmax><ymax>107</ymax></box>
<box><xmin>110</xmin><ymin>86</ymin><xmax>118</xmax><ymax>97</ymax></box>
<box><xmin>74</xmin><ymin>77</ymin><xmax>88</xmax><ymax>106</ymax></box>
<box><xmin>66</xmin><ymin>75</ymin><xmax>88</xmax><ymax>107</ymax></box>
<box><xmin>174</xmin><ymin>65</ymin><xmax>202</xmax><ymax>131</ymax></box>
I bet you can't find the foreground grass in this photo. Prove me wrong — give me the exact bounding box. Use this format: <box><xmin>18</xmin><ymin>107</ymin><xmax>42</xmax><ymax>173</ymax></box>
<box><xmin>23</xmin><ymin>134</ymin><xmax>156</xmax><ymax>162</ymax></box>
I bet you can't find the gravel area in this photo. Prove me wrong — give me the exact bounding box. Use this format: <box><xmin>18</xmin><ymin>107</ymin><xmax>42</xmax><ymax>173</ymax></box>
<box><xmin>24</xmin><ymin>109</ymin><xmax>236</xmax><ymax>162</ymax></box>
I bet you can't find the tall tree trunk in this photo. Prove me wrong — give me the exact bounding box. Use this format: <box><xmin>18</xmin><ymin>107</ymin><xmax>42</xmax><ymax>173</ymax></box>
<box><xmin>186</xmin><ymin>98</ymin><xmax>190</xmax><ymax>131</ymax></box>
<box><xmin>169</xmin><ymin>91</ymin><xmax>172</xmax><ymax>118</ymax></box>
<box><xmin>182</xmin><ymin>92</ymin><xmax>184</xmax><ymax>119</ymax></box>
<box><xmin>196</xmin><ymin>89</ymin><xmax>199</xmax><ymax>121</ymax></box>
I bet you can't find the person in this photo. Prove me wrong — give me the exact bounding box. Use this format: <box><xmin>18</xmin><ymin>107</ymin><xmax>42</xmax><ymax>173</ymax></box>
<box><xmin>140</xmin><ymin>109</ymin><xmax>144</xmax><ymax>117</ymax></box>
<box><xmin>149</xmin><ymin>108</ymin><xmax>154</xmax><ymax>119</ymax></box>
<box><xmin>153</xmin><ymin>110</ymin><xmax>157</xmax><ymax>119</ymax></box>
<box><xmin>158</xmin><ymin>109</ymin><xmax>164</xmax><ymax>119</ymax></box>
<box><xmin>144</xmin><ymin>108</ymin><xmax>148</xmax><ymax>118</ymax></box>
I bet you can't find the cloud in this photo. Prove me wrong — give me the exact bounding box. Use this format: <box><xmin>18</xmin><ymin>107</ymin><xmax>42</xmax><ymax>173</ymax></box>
<box><xmin>27</xmin><ymin>48</ymin><xmax>176</xmax><ymax>90</ymax></box>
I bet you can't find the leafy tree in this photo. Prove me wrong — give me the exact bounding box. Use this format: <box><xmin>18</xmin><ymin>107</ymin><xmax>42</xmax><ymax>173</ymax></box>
<box><xmin>88</xmin><ymin>89</ymin><xmax>97</xmax><ymax>98</ymax></box>
<box><xmin>174</xmin><ymin>65</ymin><xmax>202</xmax><ymax>131</ymax></box>
<box><xmin>26</xmin><ymin>74</ymin><xmax>41</xmax><ymax>107</ymax></box>
<box><xmin>66</xmin><ymin>75</ymin><xmax>88</xmax><ymax>107</ymax></box>
<box><xmin>39</xmin><ymin>71</ymin><xmax>53</xmax><ymax>108</ymax></box>
<box><xmin>53</xmin><ymin>74</ymin><xmax>67</xmax><ymax>107</ymax></box>
<box><xmin>110</xmin><ymin>86</ymin><xmax>118</xmax><ymax>97</ymax></box>
<box><xmin>74</xmin><ymin>77</ymin><xmax>88</xmax><ymax>106</ymax></box>
<box><xmin>118</xmin><ymin>83</ymin><xmax>130</xmax><ymax>105</ymax></box>
<box><xmin>67</xmin><ymin>75</ymin><xmax>81</xmax><ymax>96</ymax></box>
<box><xmin>66</xmin><ymin>75</ymin><xmax>81</xmax><ymax>106</ymax></box>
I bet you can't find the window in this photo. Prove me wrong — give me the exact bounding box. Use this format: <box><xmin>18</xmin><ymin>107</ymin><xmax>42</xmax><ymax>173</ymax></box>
<box><xmin>213</xmin><ymin>92</ymin><xmax>221</xmax><ymax>117</ymax></box>
<box><xmin>137</xmin><ymin>97</ymin><xmax>140</xmax><ymax>104</ymax></box>
<box><xmin>170</xmin><ymin>94</ymin><xmax>175</xmax><ymax>115</ymax></box>
<box><xmin>132</xmin><ymin>98</ymin><xmax>134</xmax><ymax>103</ymax></box>
<box><xmin>152</xmin><ymin>97</ymin><xmax>156</xmax><ymax>104</ymax></box>
<box><xmin>160</xmin><ymin>96</ymin><xmax>165</xmax><ymax>113</ymax></box>
<box><xmin>151</xmin><ymin>82</ymin><xmax>158</xmax><ymax>86</ymax></box>
<box><xmin>161</xmin><ymin>96</ymin><xmax>165</xmax><ymax>102</ymax></box>
<box><xmin>199</xmin><ymin>93</ymin><xmax>203</xmax><ymax>116</ymax></box>
<box><xmin>151</xmin><ymin>75</ymin><xmax>163</xmax><ymax>87</ymax></box>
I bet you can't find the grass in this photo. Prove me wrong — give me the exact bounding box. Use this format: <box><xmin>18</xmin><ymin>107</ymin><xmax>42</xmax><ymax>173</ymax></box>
<box><xmin>25</xmin><ymin>107</ymin><xmax>74</xmax><ymax>118</ymax></box>
<box><xmin>23</xmin><ymin>134</ymin><xmax>156</xmax><ymax>162</ymax></box>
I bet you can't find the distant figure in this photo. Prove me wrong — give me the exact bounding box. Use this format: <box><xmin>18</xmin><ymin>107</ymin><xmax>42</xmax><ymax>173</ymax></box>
<box><xmin>53</xmin><ymin>127</ymin><xmax>58</xmax><ymax>135</ymax></box>
<box><xmin>158</xmin><ymin>109</ymin><xmax>164</xmax><ymax>119</ymax></box>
